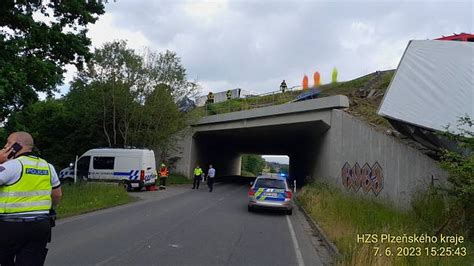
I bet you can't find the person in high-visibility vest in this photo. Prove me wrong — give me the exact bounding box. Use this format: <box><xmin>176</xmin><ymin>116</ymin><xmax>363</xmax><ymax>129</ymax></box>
<box><xmin>226</xmin><ymin>90</ymin><xmax>232</xmax><ymax>100</ymax></box>
<box><xmin>192</xmin><ymin>165</ymin><xmax>203</xmax><ymax>190</ymax></box>
<box><xmin>280</xmin><ymin>80</ymin><xmax>288</xmax><ymax>93</ymax></box>
<box><xmin>207</xmin><ymin>92</ymin><xmax>215</xmax><ymax>104</ymax></box>
<box><xmin>159</xmin><ymin>164</ymin><xmax>169</xmax><ymax>190</ymax></box>
<box><xmin>0</xmin><ymin>132</ymin><xmax>62</xmax><ymax>265</ymax></box>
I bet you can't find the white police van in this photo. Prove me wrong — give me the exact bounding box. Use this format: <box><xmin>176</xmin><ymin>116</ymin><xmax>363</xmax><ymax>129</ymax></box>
<box><xmin>59</xmin><ymin>148</ymin><xmax>157</xmax><ymax>191</ymax></box>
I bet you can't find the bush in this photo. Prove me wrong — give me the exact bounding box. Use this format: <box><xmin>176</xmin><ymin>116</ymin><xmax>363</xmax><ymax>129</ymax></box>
<box><xmin>297</xmin><ymin>182</ymin><xmax>473</xmax><ymax>265</ymax></box>
<box><xmin>439</xmin><ymin>116</ymin><xmax>474</xmax><ymax>240</ymax></box>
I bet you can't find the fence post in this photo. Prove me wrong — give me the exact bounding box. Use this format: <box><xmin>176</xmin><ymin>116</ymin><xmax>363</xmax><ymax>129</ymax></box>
<box><xmin>74</xmin><ymin>155</ymin><xmax>78</xmax><ymax>183</ymax></box>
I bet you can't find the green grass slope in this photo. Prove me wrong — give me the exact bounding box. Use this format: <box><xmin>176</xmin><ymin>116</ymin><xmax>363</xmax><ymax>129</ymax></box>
<box><xmin>198</xmin><ymin>70</ymin><xmax>395</xmax><ymax>130</ymax></box>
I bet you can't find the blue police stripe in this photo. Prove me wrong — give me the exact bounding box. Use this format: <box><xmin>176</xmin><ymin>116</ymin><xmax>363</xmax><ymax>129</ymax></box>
<box><xmin>132</xmin><ymin>170</ymin><xmax>139</xmax><ymax>180</ymax></box>
<box><xmin>113</xmin><ymin>172</ymin><xmax>131</xmax><ymax>176</ymax></box>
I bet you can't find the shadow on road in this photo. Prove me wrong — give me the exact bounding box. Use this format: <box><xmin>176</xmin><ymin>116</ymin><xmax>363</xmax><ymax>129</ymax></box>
<box><xmin>214</xmin><ymin>175</ymin><xmax>256</xmax><ymax>185</ymax></box>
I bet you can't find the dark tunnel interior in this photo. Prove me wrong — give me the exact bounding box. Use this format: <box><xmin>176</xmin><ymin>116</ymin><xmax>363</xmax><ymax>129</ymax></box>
<box><xmin>192</xmin><ymin>120</ymin><xmax>330</xmax><ymax>185</ymax></box>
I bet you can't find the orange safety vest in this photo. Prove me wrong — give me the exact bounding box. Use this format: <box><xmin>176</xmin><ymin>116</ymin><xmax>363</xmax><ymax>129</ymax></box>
<box><xmin>159</xmin><ymin>167</ymin><xmax>169</xmax><ymax>177</ymax></box>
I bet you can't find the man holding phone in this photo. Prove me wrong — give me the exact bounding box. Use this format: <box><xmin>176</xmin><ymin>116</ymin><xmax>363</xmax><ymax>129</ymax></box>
<box><xmin>0</xmin><ymin>132</ymin><xmax>62</xmax><ymax>265</ymax></box>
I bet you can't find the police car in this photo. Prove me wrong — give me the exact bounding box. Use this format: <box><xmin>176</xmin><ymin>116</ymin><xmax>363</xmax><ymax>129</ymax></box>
<box><xmin>59</xmin><ymin>148</ymin><xmax>157</xmax><ymax>191</ymax></box>
<box><xmin>248</xmin><ymin>174</ymin><xmax>293</xmax><ymax>215</ymax></box>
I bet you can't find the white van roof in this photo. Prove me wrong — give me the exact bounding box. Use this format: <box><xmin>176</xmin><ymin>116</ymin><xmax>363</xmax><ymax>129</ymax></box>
<box><xmin>82</xmin><ymin>148</ymin><xmax>154</xmax><ymax>157</ymax></box>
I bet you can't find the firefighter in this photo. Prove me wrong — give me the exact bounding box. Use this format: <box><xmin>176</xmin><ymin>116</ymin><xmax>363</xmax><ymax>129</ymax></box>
<box><xmin>280</xmin><ymin>80</ymin><xmax>288</xmax><ymax>93</ymax></box>
<box><xmin>159</xmin><ymin>164</ymin><xmax>169</xmax><ymax>190</ymax></box>
<box><xmin>207</xmin><ymin>92</ymin><xmax>215</xmax><ymax>104</ymax></box>
<box><xmin>226</xmin><ymin>90</ymin><xmax>232</xmax><ymax>100</ymax></box>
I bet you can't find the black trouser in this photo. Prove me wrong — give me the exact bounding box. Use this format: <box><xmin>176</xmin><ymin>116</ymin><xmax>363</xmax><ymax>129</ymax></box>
<box><xmin>0</xmin><ymin>219</ymin><xmax>51</xmax><ymax>266</ymax></box>
<box><xmin>192</xmin><ymin>175</ymin><xmax>201</xmax><ymax>189</ymax></box>
<box><xmin>207</xmin><ymin>178</ymin><xmax>214</xmax><ymax>192</ymax></box>
<box><xmin>159</xmin><ymin>177</ymin><xmax>167</xmax><ymax>187</ymax></box>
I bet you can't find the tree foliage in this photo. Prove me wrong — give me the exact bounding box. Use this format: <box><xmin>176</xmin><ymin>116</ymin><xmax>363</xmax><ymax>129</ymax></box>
<box><xmin>0</xmin><ymin>0</ymin><xmax>105</xmax><ymax>122</ymax></box>
<box><xmin>4</xmin><ymin>41</ymin><xmax>197</xmax><ymax>169</ymax></box>
<box><xmin>439</xmin><ymin>116</ymin><xmax>474</xmax><ymax>239</ymax></box>
<box><xmin>241</xmin><ymin>154</ymin><xmax>266</xmax><ymax>175</ymax></box>
<box><xmin>73</xmin><ymin>41</ymin><xmax>191</xmax><ymax>149</ymax></box>
<box><xmin>5</xmin><ymin>99</ymin><xmax>77</xmax><ymax>167</ymax></box>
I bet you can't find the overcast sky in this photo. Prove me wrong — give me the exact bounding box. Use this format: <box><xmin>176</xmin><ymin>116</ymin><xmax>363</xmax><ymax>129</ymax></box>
<box><xmin>56</xmin><ymin>0</ymin><xmax>473</xmax><ymax>96</ymax></box>
<box><xmin>262</xmin><ymin>155</ymin><xmax>289</xmax><ymax>164</ymax></box>
<box><xmin>57</xmin><ymin>0</ymin><xmax>472</xmax><ymax>162</ymax></box>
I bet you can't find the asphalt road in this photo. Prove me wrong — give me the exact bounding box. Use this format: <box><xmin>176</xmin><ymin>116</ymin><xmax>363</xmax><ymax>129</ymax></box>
<box><xmin>46</xmin><ymin>182</ymin><xmax>331</xmax><ymax>266</ymax></box>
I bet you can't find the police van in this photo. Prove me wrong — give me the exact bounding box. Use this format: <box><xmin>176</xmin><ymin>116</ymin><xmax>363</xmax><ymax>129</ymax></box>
<box><xmin>59</xmin><ymin>148</ymin><xmax>157</xmax><ymax>191</ymax></box>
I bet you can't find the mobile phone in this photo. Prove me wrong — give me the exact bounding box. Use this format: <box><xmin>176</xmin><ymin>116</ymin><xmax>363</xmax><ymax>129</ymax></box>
<box><xmin>7</xmin><ymin>143</ymin><xmax>23</xmax><ymax>159</ymax></box>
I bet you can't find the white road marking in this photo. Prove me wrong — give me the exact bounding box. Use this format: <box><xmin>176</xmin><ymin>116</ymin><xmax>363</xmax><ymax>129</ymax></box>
<box><xmin>286</xmin><ymin>215</ymin><xmax>305</xmax><ymax>266</ymax></box>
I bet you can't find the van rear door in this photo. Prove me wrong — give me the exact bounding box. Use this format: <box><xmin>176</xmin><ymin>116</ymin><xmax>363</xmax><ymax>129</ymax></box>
<box><xmin>142</xmin><ymin>151</ymin><xmax>157</xmax><ymax>185</ymax></box>
<box><xmin>114</xmin><ymin>155</ymin><xmax>140</xmax><ymax>182</ymax></box>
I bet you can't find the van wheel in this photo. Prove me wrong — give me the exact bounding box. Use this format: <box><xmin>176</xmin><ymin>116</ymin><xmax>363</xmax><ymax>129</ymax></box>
<box><xmin>248</xmin><ymin>206</ymin><xmax>253</xmax><ymax>212</ymax></box>
<box><xmin>286</xmin><ymin>209</ymin><xmax>293</xmax><ymax>215</ymax></box>
<box><xmin>119</xmin><ymin>181</ymin><xmax>130</xmax><ymax>191</ymax></box>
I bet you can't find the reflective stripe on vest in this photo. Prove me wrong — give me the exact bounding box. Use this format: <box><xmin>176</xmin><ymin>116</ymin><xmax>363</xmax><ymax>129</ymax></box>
<box><xmin>0</xmin><ymin>156</ymin><xmax>52</xmax><ymax>214</ymax></box>
<box><xmin>159</xmin><ymin>168</ymin><xmax>169</xmax><ymax>177</ymax></box>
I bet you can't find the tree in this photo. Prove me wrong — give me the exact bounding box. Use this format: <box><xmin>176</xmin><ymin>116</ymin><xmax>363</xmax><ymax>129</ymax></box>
<box><xmin>142</xmin><ymin>49</ymin><xmax>199</xmax><ymax>100</ymax></box>
<box><xmin>280</xmin><ymin>164</ymin><xmax>289</xmax><ymax>174</ymax></box>
<box><xmin>4</xmin><ymin>41</ymin><xmax>197</xmax><ymax>169</ymax></box>
<box><xmin>439</xmin><ymin>116</ymin><xmax>473</xmax><ymax>239</ymax></box>
<box><xmin>5</xmin><ymin>99</ymin><xmax>75</xmax><ymax>167</ymax></box>
<box><xmin>241</xmin><ymin>154</ymin><xmax>266</xmax><ymax>175</ymax></box>
<box><xmin>77</xmin><ymin>41</ymin><xmax>145</xmax><ymax>147</ymax></box>
<box><xmin>0</xmin><ymin>0</ymin><xmax>105</xmax><ymax>122</ymax></box>
<box><xmin>72</xmin><ymin>41</ymin><xmax>193</xmax><ymax>151</ymax></box>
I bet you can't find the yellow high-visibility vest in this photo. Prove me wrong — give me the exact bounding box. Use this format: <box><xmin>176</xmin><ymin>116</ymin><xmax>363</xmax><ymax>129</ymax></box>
<box><xmin>0</xmin><ymin>156</ymin><xmax>52</xmax><ymax>214</ymax></box>
<box><xmin>194</xmin><ymin>168</ymin><xmax>203</xmax><ymax>176</ymax></box>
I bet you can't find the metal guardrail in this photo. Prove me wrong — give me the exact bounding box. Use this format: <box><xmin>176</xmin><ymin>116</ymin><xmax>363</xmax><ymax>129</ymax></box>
<box><xmin>203</xmin><ymin>86</ymin><xmax>302</xmax><ymax>116</ymax></box>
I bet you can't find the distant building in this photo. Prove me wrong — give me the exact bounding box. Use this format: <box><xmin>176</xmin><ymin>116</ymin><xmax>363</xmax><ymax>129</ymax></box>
<box><xmin>436</xmin><ymin>33</ymin><xmax>474</xmax><ymax>42</ymax></box>
<box><xmin>195</xmin><ymin>88</ymin><xmax>256</xmax><ymax>107</ymax></box>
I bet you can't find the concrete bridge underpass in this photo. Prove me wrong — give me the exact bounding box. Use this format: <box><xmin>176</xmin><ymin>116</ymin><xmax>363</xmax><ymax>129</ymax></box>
<box><xmin>173</xmin><ymin>94</ymin><xmax>446</xmax><ymax>207</ymax></box>
<box><xmin>181</xmin><ymin>96</ymin><xmax>348</xmax><ymax>186</ymax></box>
<box><xmin>194</xmin><ymin>121</ymin><xmax>330</xmax><ymax>185</ymax></box>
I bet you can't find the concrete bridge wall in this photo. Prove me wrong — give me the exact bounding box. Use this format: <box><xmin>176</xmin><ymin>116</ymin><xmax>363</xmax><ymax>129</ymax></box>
<box><xmin>313</xmin><ymin>109</ymin><xmax>447</xmax><ymax>207</ymax></box>
<box><xmin>170</xmin><ymin>96</ymin><xmax>447</xmax><ymax>207</ymax></box>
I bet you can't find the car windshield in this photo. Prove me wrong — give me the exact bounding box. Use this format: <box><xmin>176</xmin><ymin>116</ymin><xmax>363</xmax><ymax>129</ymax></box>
<box><xmin>254</xmin><ymin>178</ymin><xmax>286</xmax><ymax>189</ymax></box>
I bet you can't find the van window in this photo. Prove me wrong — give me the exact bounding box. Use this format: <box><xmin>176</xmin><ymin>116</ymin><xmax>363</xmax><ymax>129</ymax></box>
<box><xmin>93</xmin><ymin>156</ymin><xmax>115</xmax><ymax>170</ymax></box>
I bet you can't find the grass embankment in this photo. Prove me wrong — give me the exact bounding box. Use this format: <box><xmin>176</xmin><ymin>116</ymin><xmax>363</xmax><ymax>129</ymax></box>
<box><xmin>195</xmin><ymin>90</ymin><xmax>301</xmax><ymax>116</ymax></box>
<box><xmin>57</xmin><ymin>183</ymin><xmax>134</xmax><ymax>219</ymax></box>
<box><xmin>319</xmin><ymin>71</ymin><xmax>394</xmax><ymax>128</ymax></box>
<box><xmin>197</xmin><ymin>71</ymin><xmax>395</xmax><ymax>130</ymax></box>
<box><xmin>162</xmin><ymin>174</ymin><xmax>193</xmax><ymax>185</ymax></box>
<box><xmin>297</xmin><ymin>182</ymin><xmax>473</xmax><ymax>265</ymax></box>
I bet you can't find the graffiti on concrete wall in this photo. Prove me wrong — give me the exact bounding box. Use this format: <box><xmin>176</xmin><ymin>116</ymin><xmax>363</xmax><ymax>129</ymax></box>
<box><xmin>341</xmin><ymin>162</ymin><xmax>383</xmax><ymax>196</ymax></box>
